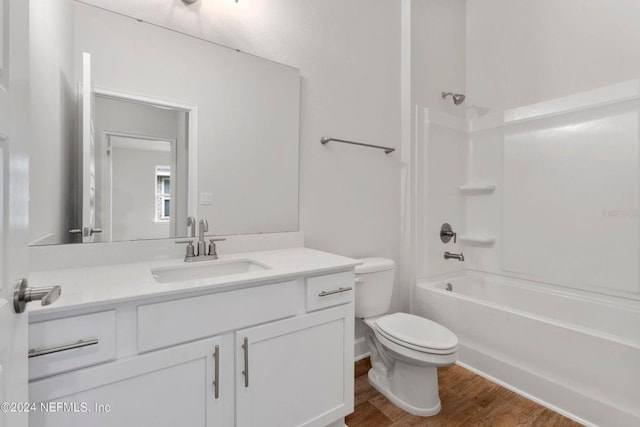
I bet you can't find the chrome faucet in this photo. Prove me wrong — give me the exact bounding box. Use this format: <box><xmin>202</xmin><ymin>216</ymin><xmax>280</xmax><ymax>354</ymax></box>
<box><xmin>198</xmin><ymin>219</ymin><xmax>209</xmax><ymax>256</ymax></box>
<box><xmin>176</xmin><ymin>218</ymin><xmax>227</xmax><ymax>262</ymax></box>
<box><xmin>444</xmin><ymin>251</ymin><xmax>464</xmax><ymax>262</ymax></box>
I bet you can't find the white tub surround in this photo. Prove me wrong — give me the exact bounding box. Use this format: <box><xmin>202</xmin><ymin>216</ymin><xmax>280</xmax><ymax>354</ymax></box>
<box><xmin>456</xmin><ymin>234</ymin><xmax>495</xmax><ymax>246</ymax></box>
<box><xmin>27</xmin><ymin>247</ymin><xmax>359</xmax><ymax>427</ymax></box>
<box><xmin>414</xmin><ymin>82</ymin><xmax>640</xmax><ymax>426</ymax></box>
<box><xmin>420</xmin><ymin>80</ymin><xmax>640</xmax><ymax>300</ymax></box>
<box><xmin>416</xmin><ymin>272</ymin><xmax>640</xmax><ymax>427</ymax></box>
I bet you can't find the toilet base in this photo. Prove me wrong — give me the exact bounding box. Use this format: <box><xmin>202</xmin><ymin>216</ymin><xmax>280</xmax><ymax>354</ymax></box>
<box><xmin>367</xmin><ymin>362</ymin><xmax>442</xmax><ymax>417</ymax></box>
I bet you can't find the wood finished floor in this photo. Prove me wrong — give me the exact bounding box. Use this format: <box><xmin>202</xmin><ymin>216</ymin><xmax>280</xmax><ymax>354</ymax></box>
<box><xmin>346</xmin><ymin>358</ymin><xmax>583</xmax><ymax>427</ymax></box>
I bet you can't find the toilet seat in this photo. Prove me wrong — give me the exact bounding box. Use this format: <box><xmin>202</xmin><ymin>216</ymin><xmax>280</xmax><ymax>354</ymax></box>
<box><xmin>371</xmin><ymin>326</ymin><xmax>458</xmax><ymax>367</ymax></box>
<box><xmin>374</xmin><ymin>313</ymin><xmax>458</xmax><ymax>355</ymax></box>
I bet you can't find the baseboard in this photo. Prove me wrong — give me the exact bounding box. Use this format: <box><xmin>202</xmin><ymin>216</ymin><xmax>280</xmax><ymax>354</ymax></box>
<box><xmin>354</xmin><ymin>337</ymin><xmax>369</xmax><ymax>362</ymax></box>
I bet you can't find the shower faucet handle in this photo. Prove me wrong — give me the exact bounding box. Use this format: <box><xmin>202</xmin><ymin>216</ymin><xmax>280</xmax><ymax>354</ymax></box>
<box><xmin>441</xmin><ymin>91</ymin><xmax>466</xmax><ymax>105</ymax></box>
<box><xmin>440</xmin><ymin>223</ymin><xmax>457</xmax><ymax>244</ymax></box>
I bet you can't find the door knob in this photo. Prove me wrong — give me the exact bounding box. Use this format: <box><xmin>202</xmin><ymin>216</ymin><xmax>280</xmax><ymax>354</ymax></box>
<box><xmin>13</xmin><ymin>279</ymin><xmax>62</xmax><ymax>313</ymax></box>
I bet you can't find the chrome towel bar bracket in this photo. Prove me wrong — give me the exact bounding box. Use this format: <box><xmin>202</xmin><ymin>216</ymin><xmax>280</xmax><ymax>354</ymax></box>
<box><xmin>321</xmin><ymin>137</ymin><xmax>395</xmax><ymax>154</ymax></box>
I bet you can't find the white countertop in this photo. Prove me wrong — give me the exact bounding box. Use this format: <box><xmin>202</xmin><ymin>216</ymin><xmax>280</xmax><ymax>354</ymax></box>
<box><xmin>28</xmin><ymin>247</ymin><xmax>361</xmax><ymax>318</ymax></box>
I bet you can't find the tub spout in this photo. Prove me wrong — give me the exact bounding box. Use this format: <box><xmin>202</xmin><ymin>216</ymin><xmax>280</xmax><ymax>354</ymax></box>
<box><xmin>444</xmin><ymin>251</ymin><xmax>464</xmax><ymax>262</ymax></box>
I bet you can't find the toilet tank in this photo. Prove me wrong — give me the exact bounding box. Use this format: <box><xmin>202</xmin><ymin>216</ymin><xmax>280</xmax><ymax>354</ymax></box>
<box><xmin>354</xmin><ymin>257</ymin><xmax>396</xmax><ymax>318</ymax></box>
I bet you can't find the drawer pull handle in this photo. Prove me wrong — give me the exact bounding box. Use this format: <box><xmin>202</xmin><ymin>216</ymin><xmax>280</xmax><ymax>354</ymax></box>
<box><xmin>28</xmin><ymin>339</ymin><xmax>99</xmax><ymax>358</ymax></box>
<box><xmin>213</xmin><ymin>345</ymin><xmax>220</xmax><ymax>399</ymax></box>
<box><xmin>318</xmin><ymin>287</ymin><xmax>352</xmax><ymax>297</ymax></box>
<box><xmin>241</xmin><ymin>337</ymin><xmax>249</xmax><ymax>388</ymax></box>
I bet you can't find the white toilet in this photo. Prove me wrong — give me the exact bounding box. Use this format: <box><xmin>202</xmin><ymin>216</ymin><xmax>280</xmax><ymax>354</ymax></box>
<box><xmin>355</xmin><ymin>257</ymin><xmax>458</xmax><ymax>416</ymax></box>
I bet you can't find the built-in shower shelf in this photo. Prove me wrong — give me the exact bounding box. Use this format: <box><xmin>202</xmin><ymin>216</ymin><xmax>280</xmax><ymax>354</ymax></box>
<box><xmin>458</xmin><ymin>234</ymin><xmax>496</xmax><ymax>246</ymax></box>
<box><xmin>459</xmin><ymin>183</ymin><xmax>496</xmax><ymax>194</ymax></box>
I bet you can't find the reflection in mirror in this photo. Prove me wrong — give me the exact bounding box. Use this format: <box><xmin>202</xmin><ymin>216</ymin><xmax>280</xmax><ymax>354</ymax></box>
<box><xmin>29</xmin><ymin>0</ymin><xmax>300</xmax><ymax>246</ymax></box>
<box><xmin>93</xmin><ymin>95</ymin><xmax>190</xmax><ymax>243</ymax></box>
<box><xmin>111</xmin><ymin>137</ymin><xmax>173</xmax><ymax>241</ymax></box>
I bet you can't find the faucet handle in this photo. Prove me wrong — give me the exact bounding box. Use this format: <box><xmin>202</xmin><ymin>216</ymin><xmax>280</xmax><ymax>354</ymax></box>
<box><xmin>175</xmin><ymin>239</ymin><xmax>196</xmax><ymax>260</ymax></box>
<box><xmin>208</xmin><ymin>238</ymin><xmax>226</xmax><ymax>257</ymax></box>
<box><xmin>440</xmin><ymin>223</ymin><xmax>457</xmax><ymax>243</ymax></box>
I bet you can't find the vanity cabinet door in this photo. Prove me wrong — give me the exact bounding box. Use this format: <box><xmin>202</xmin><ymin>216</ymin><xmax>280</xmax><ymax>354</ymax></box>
<box><xmin>235</xmin><ymin>304</ymin><xmax>354</xmax><ymax>427</ymax></box>
<box><xmin>29</xmin><ymin>336</ymin><xmax>232</xmax><ymax>427</ymax></box>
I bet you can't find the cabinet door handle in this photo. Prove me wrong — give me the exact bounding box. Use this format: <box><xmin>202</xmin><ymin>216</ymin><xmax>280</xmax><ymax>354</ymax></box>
<box><xmin>28</xmin><ymin>339</ymin><xmax>99</xmax><ymax>358</ymax></box>
<box><xmin>318</xmin><ymin>287</ymin><xmax>352</xmax><ymax>297</ymax></box>
<box><xmin>241</xmin><ymin>337</ymin><xmax>249</xmax><ymax>388</ymax></box>
<box><xmin>213</xmin><ymin>345</ymin><xmax>220</xmax><ymax>399</ymax></box>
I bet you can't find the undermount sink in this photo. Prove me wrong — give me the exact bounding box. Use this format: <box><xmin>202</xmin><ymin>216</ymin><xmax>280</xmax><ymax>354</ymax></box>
<box><xmin>151</xmin><ymin>259</ymin><xmax>270</xmax><ymax>284</ymax></box>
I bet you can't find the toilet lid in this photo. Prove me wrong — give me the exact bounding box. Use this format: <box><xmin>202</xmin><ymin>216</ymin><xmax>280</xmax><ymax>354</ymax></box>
<box><xmin>374</xmin><ymin>313</ymin><xmax>458</xmax><ymax>352</ymax></box>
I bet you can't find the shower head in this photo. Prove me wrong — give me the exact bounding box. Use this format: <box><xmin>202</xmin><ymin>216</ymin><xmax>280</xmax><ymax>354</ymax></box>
<box><xmin>442</xmin><ymin>92</ymin><xmax>466</xmax><ymax>105</ymax></box>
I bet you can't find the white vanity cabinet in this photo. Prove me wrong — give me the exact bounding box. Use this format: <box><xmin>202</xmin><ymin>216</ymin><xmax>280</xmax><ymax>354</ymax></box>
<box><xmin>28</xmin><ymin>269</ymin><xmax>355</xmax><ymax>427</ymax></box>
<box><xmin>29</xmin><ymin>336</ymin><xmax>232</xmax><ymax>427</ymax></box>
<box><xmin>235</xmin><ymin>304</ymin><xmax>354</xmax><ymax>427</ymax></box>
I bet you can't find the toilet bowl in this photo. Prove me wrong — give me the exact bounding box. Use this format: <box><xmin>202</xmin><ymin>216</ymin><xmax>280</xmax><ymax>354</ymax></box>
<box><xmin>355</xmin><ymin>258</ymin><xmax>458</xmax><ymax>416</ymax></box>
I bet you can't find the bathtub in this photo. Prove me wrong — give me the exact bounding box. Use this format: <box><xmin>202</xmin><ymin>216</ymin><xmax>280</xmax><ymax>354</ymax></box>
<box><xmin>415</xmin><ymin>272</ymin><xmax>640</xmax><ymax>427</ymax></box>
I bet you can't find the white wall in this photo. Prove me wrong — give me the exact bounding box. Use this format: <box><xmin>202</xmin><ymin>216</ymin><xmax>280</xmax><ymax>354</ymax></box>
<box><xmin>411</xmin><ymin>0</ymin><xmax>466</xmax><ymax>115</ymax></box>
<box><xmin>466</xmin><ymin>0</ymin><xmax>640</xmax><ymax>113</ymax></box>
<box><xmin>29</xmin><ymin>0</ymin><xmax>75</xmax><ymax>245</ymax></box>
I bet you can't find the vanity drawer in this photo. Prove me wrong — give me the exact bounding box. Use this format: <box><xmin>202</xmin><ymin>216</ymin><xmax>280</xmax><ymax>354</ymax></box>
<box><xmin>306</xmin><ymin>271</ymin><xmax>355</xmax><ymax>312</ymax></box>
<box><xmin>137</xmin><ymin>280</ymin><xmax>298</xmax><ymax>353</ymax></box>
<box><xmin>29</xmin><ymin>310</ymin><xmax>117</xmax><ymax>381</ymax></box>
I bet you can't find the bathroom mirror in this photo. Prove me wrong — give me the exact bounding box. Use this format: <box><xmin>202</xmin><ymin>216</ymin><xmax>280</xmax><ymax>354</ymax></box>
<box><xmin>29</xmin><ymin>0</ymin><xmax>300</xmax><ymax>245</ymax></box>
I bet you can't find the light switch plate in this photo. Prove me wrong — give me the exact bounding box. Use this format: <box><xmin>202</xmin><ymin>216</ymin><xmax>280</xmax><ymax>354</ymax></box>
<box><xmin>200</xmin><ymin>192</ymin><xmax>213</xmax><ymax>205</ymax></box>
